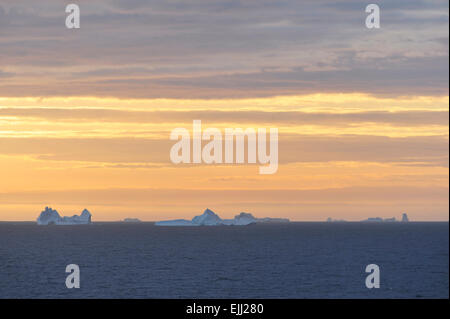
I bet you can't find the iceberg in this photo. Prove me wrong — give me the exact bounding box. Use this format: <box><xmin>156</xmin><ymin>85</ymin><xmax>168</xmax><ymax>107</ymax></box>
<box><xmin>326</xmin><ymin>217</ymin><xmax>347</xmax><ymax>222</ymax></box>
<box><xmin>123</xmin><ymin>218</ymin><xmax>142</xmax><ymax>223</ymax></box>
<box><xmin>36</xmin><ymin>207</ymin><xmax>92</xmax><ymax>225</ymax></box>
<box><xmin>155</xmin><ymin>209</ymin><xmax>224</xmax><ymax>226</ymax></box>
<box><xmin>361</xmin><ymin>214</ymin><xmax>410</xmax><ymax>222</ymax></box>
<box><xmin>361</xmin><ymin>217</ymin><xmax>388</xmax><ymax>222</ymax></box>
<box><xmin>155</xmin><ymin>208</ymin><xmax>289</xmax><ymax>226</ymax></box>
<box><xmin>192</xmin><ymin>208</ymin><xmax>223</xmax><ymax>225</ymax></box>
<box><xmin>257</xmin><ymin>217</ymin><xmax>290</xmax><ymax>223</ymax></box>
<box><xmin>223</xmin><ymin>212</ymin><xmax>258</xmax><ymax>225</ymax></box>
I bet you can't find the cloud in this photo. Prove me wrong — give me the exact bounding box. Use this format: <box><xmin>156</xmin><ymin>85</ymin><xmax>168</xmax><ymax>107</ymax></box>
<box><xmin>0</xmin><ymin>70</ymin><xmax>14</xmax><ymax>78</ymax></box>
<box><xmin>0</xmin><ymin>0</ymin><xmax>447</xmax><ymax>98</ymax></box>
<box><xmin>0</xmin><ymin>135</ymin><xmax>447</xmax><ymax>167</ymax></box>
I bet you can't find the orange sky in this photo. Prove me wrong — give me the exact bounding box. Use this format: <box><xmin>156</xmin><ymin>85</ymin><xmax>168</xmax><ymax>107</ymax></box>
<box><xmin>0</xmin><ymin>94</ymin><xmax>448</xmax><ymax>221</ymax></box>
<box><xmin>0</xmin><ymin>1</ymin><xmax>448</xmax><ymax>221</ymax></box>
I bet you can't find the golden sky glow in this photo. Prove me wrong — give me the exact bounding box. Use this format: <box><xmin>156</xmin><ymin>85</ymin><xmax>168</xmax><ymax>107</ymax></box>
<box><xmin>0</xmin><ymin>1</ymin><xmax>448</xmax><ymax>221</ymax></box>
<box><xmin>0</xmin><ymin>93</ymin><xmax>448</xmax><ymax>221</ymax></box>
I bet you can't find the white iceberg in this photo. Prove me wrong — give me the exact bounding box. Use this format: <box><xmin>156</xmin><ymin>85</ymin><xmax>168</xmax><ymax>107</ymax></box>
<box><xmin>192</xmin><ymin>208</ymin><xmax>223</xmax><ymax>225</ymax></box>
<box><xmin>155</xmin><ymin>208</ymin><xmax>289</xmax><ymax>226</ymax></box>
<box><xmin>37</xmin><ymin>207</ymin><xmax>92</xmax><ymax>225</ymax></box>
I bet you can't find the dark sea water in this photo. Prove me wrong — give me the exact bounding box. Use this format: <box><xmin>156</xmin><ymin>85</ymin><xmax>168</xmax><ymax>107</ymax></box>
<box><xmin>0</xmin><ymin>222</ymin><xmax>448</xmax><ymax>298</ymax></box>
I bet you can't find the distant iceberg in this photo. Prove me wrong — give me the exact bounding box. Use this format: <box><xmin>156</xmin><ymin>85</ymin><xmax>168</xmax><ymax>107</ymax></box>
<box><xmin>361</xmin><ymin>213</ymin><xmax>410</xmax><ymax>222</ymax></box>
<box><xmin>326</xmin><ymin>217</ymin><xmax>347</xmax><ymax>222</ymax></box>
<box><xmin>123</xmin><ymin>218</ymin><xmax>142</xmax><ymax>223</ymax></box>
<box><xmin>326</xmin><ymin>213</ymin><xmax>410</xmax><ymax>223</ymax></box>
<box><xmin>155</xmin><ymin>208</ymin><xmax>289</xmax><ymax>226</ymax></box>
<box><xmin>192</xmin><ymin>208</ymin><xmax>223</xmax><ymax>225</ymax></box>
<box><xmin>37</xmin><ymin>207</ymin><xmax>92</xmax><ymax>225</ymax></box>
<box><xmin>223</xmin><ymin>212</ymin><xmax>259</xmax><ymax>225</ymax></box>
<box><xmin>361</xmin><ymin>217</ymin><xmax>395</xmax><ymax>222</ymax></box>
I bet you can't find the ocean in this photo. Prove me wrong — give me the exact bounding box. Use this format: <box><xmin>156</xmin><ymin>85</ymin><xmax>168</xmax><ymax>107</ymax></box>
<box><xmin>0</xmin><ymin>222</ymin><xmax>448</xmax><ymax>298</ymax></box>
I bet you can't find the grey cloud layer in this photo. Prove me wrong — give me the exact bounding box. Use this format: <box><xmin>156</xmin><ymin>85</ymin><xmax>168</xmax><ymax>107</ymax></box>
<box><xmin>0</xmin><ymin>0</ymin><xmax>448</xmax><ymax>98</ymax></box>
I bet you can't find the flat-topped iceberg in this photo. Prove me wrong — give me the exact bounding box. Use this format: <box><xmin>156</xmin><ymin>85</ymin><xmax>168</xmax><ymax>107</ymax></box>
<box><xmin>361</xmin><ymin>213</ymin><xmax>410</xmax><ymax>222</ymax></box>
<box><xmin>123</xmin><ymin>218</ymin><xmax>142</xmax><ymax>223</ymax></box>
<box><xmin>155</xmin><ymin>208</ymin><xmax>289</xmax><ymax>226</ymax></box>
<box><xmin>326</xmin><ymin>217</ymin><xmax>347</xmax><ymax>222</ymax></box>
<box><xmin>37</xmin><ymin>207</ymin><xmax>92</xmax><ymax>225</ymax></box>
<box><xmin>223</xmin><ymin>212</ymin><xmax>257</xmax><ymax>225</ymax></box>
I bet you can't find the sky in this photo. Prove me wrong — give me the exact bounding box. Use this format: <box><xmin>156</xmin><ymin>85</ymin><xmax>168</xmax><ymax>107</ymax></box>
<box><xmin>0</xmin><ymin>0</ymin><xmax>448</xmax><ymax>221</ymax></box>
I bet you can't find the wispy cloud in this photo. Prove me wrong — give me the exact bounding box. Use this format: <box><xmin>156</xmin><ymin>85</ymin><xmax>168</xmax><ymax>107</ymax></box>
<box><xmin>0</xmin><ymin>0</ymin><xmax>448</xmax><ymax>98</ymax></box>
<box><xmin>0</xmin><ymin>135</ymin><xmax>447</xmax><ymax>167</ymax></box>
<box><xmin>1</xmin><ymin>108</ymin><xmax>448</xmax><ymax>126</ymax></box>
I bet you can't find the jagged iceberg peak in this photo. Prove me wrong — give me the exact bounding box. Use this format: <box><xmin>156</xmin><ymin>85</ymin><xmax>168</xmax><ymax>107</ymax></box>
<box><xmin>81</xmin><ymin>209</ymin><xmax>92</xmax><ymax>222</ymax></box>
<box><xmin>37</xmin><ymin>207</ymin><xmax>92</xmax><ymax>225</ymax></box>
<box><xmin>80</xmin><ymin>209</ymin><xmax>92</xmax><ymax>219</ymax></box>
<box><xmin>36</xmin><ymin>207</ymin><xmax>62</xmax><ymax>225</ymax></box>
<box><xmin>192</xmin><ymin>208</ymin><xmax>222</xmax><ymax>226</ymax></box>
